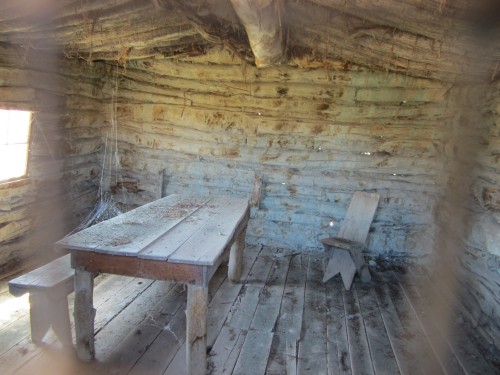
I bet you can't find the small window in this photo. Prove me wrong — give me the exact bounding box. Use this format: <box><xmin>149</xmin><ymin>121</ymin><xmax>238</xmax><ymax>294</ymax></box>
<box><xmin>0</xmin><ymin>109</ymin><xmax>32</xmax><ymax>181</ymax></box>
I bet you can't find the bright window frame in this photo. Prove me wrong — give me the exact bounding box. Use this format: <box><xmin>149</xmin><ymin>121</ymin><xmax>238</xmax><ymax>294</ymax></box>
<box><xmin>0</xmin><ymin>109</ymin><xmax>33</xmax><ymax>182</ymax></box>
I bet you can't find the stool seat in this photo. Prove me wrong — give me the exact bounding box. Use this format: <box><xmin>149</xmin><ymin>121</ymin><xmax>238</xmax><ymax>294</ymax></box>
<box><xmin>322</xmin><ymin>237</ymin><xmax>362</xmax><ymax>252</ymax></box>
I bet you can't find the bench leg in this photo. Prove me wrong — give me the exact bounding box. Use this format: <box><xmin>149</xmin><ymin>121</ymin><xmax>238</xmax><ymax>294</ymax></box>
<box><xmin>347</xmin><ymin>246</ymin><xmax>371</xmax><ymax>283</ymax></box>
<box><xmin>52</xmin><ymin>296</ymin><xmax>73</xmax><ymax>349</ymax></box>
<box><xmin>29</xmin><ymin>293</ymin><xmax>51</xmax><ymax>345</ymax></box>
<box><xmin>74</xmin><ymin>269</ymin><xmax>95</xmax><ymax>361</ymax></box>
<box><xmin>323</xmin><ymin>249</ymin><xmax>357</xmax><ymax>290</ymax></box>
<box><xmin>186</xmin><ymin>284</ymin><xmax>208</xmax><ymax>375</ymax></box>
<box><xmin>228</xmin><ymin>225</ymin><xmax>247</xmax><ymax>282</ymax></box>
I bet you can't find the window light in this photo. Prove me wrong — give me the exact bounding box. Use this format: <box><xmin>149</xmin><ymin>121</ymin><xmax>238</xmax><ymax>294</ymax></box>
<box><xmin>0</xmin><ymin>110</ymin><xmax>32</xmax><ymax>181</ymax></box>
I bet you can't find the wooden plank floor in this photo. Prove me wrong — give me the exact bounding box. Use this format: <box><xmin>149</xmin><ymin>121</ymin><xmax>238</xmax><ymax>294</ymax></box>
<box><xmin>0</xmin><ymin>246</ymin><xmax>498</xmax><ymax>375</ymax></box>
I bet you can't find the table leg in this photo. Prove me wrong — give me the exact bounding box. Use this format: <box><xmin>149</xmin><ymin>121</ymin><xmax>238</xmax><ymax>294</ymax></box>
<box><xmin>74</xmin><ymin>269</ymin><xmax>95</xmax><ymax>361</ymax></box>
<box><xmin>186</xmin><ymin>284</ymin><xmax>208</xmax><ymax>375</ymax></box>
<box><xmin>228</xmin><ymin>225</ymin><xmax>247</xmax><ymax>282</ymax></box>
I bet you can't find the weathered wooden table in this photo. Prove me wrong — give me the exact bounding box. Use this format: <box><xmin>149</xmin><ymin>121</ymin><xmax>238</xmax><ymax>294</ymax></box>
<box><xmin>55</xmin><ymin>194</ymin><xmax>250</xmax><ymax>375</ymax></box>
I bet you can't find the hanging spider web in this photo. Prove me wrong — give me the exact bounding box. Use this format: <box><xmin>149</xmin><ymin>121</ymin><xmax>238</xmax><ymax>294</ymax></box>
<box><xmin>68</xmin><ymin>66</ymin><xmax>126</xmax><ymax>234</ymax></box>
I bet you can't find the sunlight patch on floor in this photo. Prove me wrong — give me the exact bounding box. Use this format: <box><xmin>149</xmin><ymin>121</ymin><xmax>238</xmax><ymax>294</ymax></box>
<box><xmin>0</xmin><ymin>293</ymin><xmax>29</xmax><ymax>322</ymax></box>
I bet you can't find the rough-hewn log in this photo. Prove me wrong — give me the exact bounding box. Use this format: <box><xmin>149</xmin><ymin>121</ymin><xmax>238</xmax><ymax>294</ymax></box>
<box><xmin>0</xmin><ymin>45</ymin><xmax>104</xmax><ymax>279</ymax></box>
<box><xmin>91</xmin><ymin>54</ymin><xmax>454</xmax><ymax>259</ymax></box>
<box><xmin>186</xmin><ymin>284</ymin><xmax>208</xmax><ymax>375</ymax></box>
<box><xmin>230</xmin><ymin>0</ymin><xmax>284</xmax><ymax>67</ymax></box>
<box><xmin>285</xmin><ymin>0</ymin><xmax>499</xmax><ymax>82</ymax></box>
<box><xmin>2</xmin><ymin>0</ymin><xmax>497</xmax><ymax>81</ymax></box>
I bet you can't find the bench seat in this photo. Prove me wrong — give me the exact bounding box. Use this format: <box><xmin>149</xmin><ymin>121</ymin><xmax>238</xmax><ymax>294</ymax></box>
<box><xmin>8</xmin><ymin>254</ymin><xmax>74</xmax><ymax>347</ymax></box>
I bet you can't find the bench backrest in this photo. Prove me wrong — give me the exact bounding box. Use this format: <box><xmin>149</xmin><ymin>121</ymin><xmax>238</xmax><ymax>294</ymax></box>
<box><xmin>338</xmin><ymin>192</ymin><xmax>380</xmax><ymax>244</ymax></box>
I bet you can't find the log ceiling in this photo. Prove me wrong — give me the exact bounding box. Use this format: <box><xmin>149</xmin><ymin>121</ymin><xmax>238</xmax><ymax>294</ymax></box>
<box><xmin>0</xmin><ymin>0</ymin><xmax>499</xmax><ymax>82</ymax></box>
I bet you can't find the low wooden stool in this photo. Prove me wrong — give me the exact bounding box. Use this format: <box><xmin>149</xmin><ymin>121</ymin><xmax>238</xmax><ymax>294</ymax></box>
<box><xmin>321</xmin><ymin>191</ymin><xmax>380</xmax><ymax>289</ymax></box>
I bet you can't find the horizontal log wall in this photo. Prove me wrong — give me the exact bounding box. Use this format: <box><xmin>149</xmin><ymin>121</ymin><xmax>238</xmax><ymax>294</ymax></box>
<box><xmin>104</xmin><ymin>48</ymin><xmax>454</xmax><ymax>257</ymax></box>
<box><xmin>0</xmin><ymin>45</ymin><xmax>104</xmax><ymax>279</ymax></box>
<box><xmin>459</xmin><ymin>81</ymin><xmax>500</xmax><ymax>348</ymax></box>
<box><xmin>289</xmin><ymin>0</ymin><xmax>500</xmax><ymax>83</ymax></box>
<box><xmin>102</xmin><ymin>49</ymin><xmax>499</xmax><ymax>347</ymax></box>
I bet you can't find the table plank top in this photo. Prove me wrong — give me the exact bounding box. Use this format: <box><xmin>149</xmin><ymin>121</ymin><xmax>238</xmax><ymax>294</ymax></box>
<box><xmin>55</xmin><ymin>195</ymin><xmax>250</xmax><ymax>266</ymax></box>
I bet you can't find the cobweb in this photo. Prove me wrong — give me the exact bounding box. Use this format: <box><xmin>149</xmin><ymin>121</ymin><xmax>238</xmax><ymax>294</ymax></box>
<box><xmin>68</xmin><ymin>66</ymin><xmax>126</xmax><ymax>234</ymax></box>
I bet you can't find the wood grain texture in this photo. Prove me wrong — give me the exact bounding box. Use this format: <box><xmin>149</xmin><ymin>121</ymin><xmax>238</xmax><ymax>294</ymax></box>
<box><xmin>1</xmin><ymin>3</ymin><xmax>499</xmax><ymax>356</ymax></box>
<box><xmin>249</xmin><ymin>254</ymin><xmax>290</xmax><ymax>332</ymax></box>
<box><xmin>323</xmin><ymin>249</ymin><xmax>356</xmax><ymax>289</ymax></box>
<box><xmin>186</xmin><ymin>285</ymin><xmax>208</xmax><ymax>375</ymax></box>
<box><xmin>2</xmin><ymin>252</ymin><xmax>499</xmax><ymax>374</ymax></box>
<box><xmin>297</xmin><ymin>255</ymin><xmax>327</xmax><ymax>374</ymax></box>
<box><xmin>67</xmin><ymin>204</ymin><xmax>249</xmax><ymax>374</ymax></box>
<box><xmin>326</xmin><ymin>271</ymin><xmax>351</xmax><ymax>375</ymax></box>
<box><xmin>0</xmin><ymin>46</ymin><xmax>105</xmax><ymax>280</ymax></box>
<box><xmin>355</xmin><ymin>282</ymin><xmax>400</xmax><ymax>374</ymax></box>
<box><xmin>71</xmin><ymin>251</ymin><xmax>205</xmax><ymax>285</ymax></box>
<box><xmin>97</xmin><ymin>51</ymin><xmax>453</xmax><ymax>260</ymax></box>
<box><xmin>338</xmin><ymin>192</ymin><xmax>380</xmax><ymax>244</ymax></box>
<box><xmin>372</xmin><ymin>271</ymin><xmax>443</xmax><ymax>375</ymax></box>
<box><xmin>138</xmin><ymin>201</ymin><xmax>220</xmax><ymax>261</ymax></box>
<box><xmin>0</xmin><ymin>0</ymin><xmax>498</xmax><ymax>82</ymax></box>
<box><xmin>168</xmin><ymin>199</ymin><xmax>250</xmax><ymax>265</ymax></box>
<box><xmin>8</xmin><ymin>254</ymin><xmax>73</xmax><ymax>295</ymax></box>
<box><xmin>266</xmin><ymin>253</ymin><xmax>306</xmax><ymax>374</ymax></box>
<box><xmin>209</xmin><ymin>326</ymin><xmax>247</xmax><ymax>375</ymax></box>
<box><xmin>58</xmin><ymin>195</ymin><xmax>249</xmax><ymax>267</ymax></box>
<box><xmin>56</xmin><ymin>195</ymin><xmax>206</xmax><ymax>255</ymax></box>
<box><xmin>228</xmin><ymin>225</ymin><xmax>246</xmax><ymax>282</ymax></box>
<box><xmin>343</xmin><ymin>283</ymin><xmax>375</xmax><ymax>375</ymax></box>
<box><xmin>233</xmin><ymin>330</ymin><xmax>273</xmax><ymax>375</ymax></box>
<box><xmin>74</xmin><ymin>269</ymin><xmax>95</xmax><ymax>361</ymax></box>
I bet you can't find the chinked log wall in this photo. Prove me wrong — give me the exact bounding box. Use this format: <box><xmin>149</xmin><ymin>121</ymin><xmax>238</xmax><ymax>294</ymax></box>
<box><xmin>105</xmin><ymin>50</ymin><xmax>454</xmax><ymax>258</ymax></box>
<box><xmin>461</xmin><ymin>82</ymin><xmax>500</xmax><ymax>348</ymax></box>
<box><xmin>0</xmin><ymin>45</ymin><xmax>105</xmax><ymax>279</ymax></box>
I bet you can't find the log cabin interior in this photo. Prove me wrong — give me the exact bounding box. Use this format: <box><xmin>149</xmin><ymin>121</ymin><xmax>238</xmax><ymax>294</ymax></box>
<box><xmin>0</xmin><ymin>0</ymin><xmax>499</xmax><ymax>374</ymax></box>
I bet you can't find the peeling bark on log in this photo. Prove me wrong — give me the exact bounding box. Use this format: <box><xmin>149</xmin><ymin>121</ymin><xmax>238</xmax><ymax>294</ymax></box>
<box><xmin>230</xmin><ymin>0</ymin><xmax>284</xmax><ymax>67</ymax></box>
<box><xmin>93</xmin><ymin>54</ymin><xmax>455</xmax><ymax>260</ymax></box>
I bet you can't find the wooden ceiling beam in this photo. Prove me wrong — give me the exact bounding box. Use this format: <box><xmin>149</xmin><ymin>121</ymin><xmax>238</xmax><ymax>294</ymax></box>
<box><xmin>230</xmin><ymin>0</ymin><xmax>284</xmax><ymax>67</ymax></box>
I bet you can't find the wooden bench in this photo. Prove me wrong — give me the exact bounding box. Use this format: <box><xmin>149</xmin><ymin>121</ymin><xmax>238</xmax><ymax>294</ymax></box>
<box><xmin>8</xmin><ymin>254</ymin><xmax>74</xmax><ymax>348</ymax></box>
